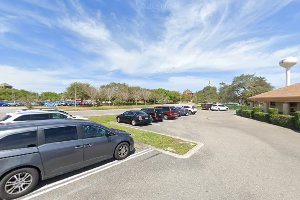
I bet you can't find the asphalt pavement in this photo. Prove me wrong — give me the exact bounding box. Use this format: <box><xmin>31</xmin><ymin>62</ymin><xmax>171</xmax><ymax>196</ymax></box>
<box><xmin>17</xmin><ymin>110</ymin><xmax>300</xmax><ymax>200</ymax></box>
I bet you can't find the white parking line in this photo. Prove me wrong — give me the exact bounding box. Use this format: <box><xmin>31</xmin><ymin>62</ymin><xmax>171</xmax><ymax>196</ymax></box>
<box><xmin>21</xmin><ymin>149</ymin><xmax>153</xmax><ymax>200</ymax></box>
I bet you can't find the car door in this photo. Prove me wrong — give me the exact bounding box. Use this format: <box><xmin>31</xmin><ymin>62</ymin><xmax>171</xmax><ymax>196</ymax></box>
<box><xmin>81</xmin><ymin>124</ymin><xmax>113</xmax><ymax>165</ymax></box>
<box><xmin>123</xmin><ymin>111</ymin><xmax>133</xmax><ymax>123</ymax></box>
<box><xmin>38</xmin><ymin>125</ymin><xmax>84</xmax><ymax>178</ymax></box>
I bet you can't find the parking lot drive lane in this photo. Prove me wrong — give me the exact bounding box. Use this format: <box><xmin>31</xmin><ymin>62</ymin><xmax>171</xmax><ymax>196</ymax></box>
<box><xmin>18</xmin><ymin>110</ymin><xmax>300</xmax><ymax>200</ymax></box>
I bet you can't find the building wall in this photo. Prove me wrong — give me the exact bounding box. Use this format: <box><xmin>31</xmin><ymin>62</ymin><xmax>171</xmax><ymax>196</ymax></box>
<box><xmin>297</xmin><ymin>103</ymin><xmax>300</xmax><ymax>112</ymax></box>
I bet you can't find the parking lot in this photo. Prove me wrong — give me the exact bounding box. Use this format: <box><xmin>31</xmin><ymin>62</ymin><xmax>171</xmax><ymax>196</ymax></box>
<box><xmin>12</xmin><ymin>109</ymin><xmax>300</xmax><ymax>200</ymax></box>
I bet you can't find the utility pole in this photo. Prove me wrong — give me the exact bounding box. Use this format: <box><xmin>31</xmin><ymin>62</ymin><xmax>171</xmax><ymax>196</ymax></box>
<box><xmin>74</xmin><ymin>84</ymin><xmax>77</xmax><ymax>108</ymax></box>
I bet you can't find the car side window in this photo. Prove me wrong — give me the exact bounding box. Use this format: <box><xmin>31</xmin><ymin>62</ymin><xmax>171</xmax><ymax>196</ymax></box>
<box><xmin>51</xmin><ymin>113</ymin><xmax>68</xmax><ymax>119</ymax></box>
<box><xmin>31</xmin><ymin>114</ymin><xmax>50</xmax><ymax>120</ymax></box>
<box><xmin>44</xmin><ymin>126</ymin><xmax>77</xmax><ymax>144</ymax></box>
<box><xmin>14</xmin><ymin>115</ymin><xmax>31</xmax><ymax>121</ymax></box>
<box><xmin>82</xmin><ymin>125</ymin><xmax>108</xmax><ymax>138</ymax></box>
<box><xmin>0</xmin><ymin>131</ymin><xmax>37</xmax><ymax>151</ymax></box>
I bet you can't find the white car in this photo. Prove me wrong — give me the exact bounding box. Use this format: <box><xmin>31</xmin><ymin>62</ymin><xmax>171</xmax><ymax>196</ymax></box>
<box><xmin>182</xmin><ymin>105</ymin><xmax>198</xmax><ymax>114</ymax></box>
<box><xmin>210</xmin><ymin>104</ymin><xmax>229</xmax><ymax>111</ymax></box>
<box><xmin>0</xmin><ymin>110</ymin><xmax>87</xmax><ymax>124</ymax></box>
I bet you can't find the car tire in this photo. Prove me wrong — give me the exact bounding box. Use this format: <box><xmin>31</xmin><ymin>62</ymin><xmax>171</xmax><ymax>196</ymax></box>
<box><xmin>131</xmin><ymin>120</ymin><xmax>136</xmax><ymax>126</ymax></box>
<box><xmin>163</xmin><ymin>115</ymin><xmax>168</xmax><ymax>120</ymax></box>
<box><xmin>114</xmin><ymin>142</ymin><xmax>130</xmax><ymax>160</ymax></box>
<box><xmin>116</xmin><ymin>117</ymin><xmax>120</xmax><ymax>123</ymax></box>
<box><xmin>0</xmin><ymin>168</ymin><xmax>39</xmax><ymax>200</ymax></box>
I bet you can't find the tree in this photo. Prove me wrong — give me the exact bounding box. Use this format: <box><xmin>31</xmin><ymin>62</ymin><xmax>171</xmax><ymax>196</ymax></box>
<box><xmin>196</xmin><ymin>86</ymin><xmax>219</xmax><ymax>103</ymax></box>
<box><xmin>218</xmin><ymin>82</ymin><xmax>236</xmax><ymax>103</ymax></box>
<box><xmin>65</xmin><ymin>82</ymin><xmax>91</xmax><ymax>101</ymax></box>
<box><xmin>100</xmin><ymin>86</ymin><xmax>117</xmax><ymax>106</ymax></box>
<box><xmin>86</xmin><ymin>86</ymin><xmax>98</xmax><ymax>106</ymax></box>
<box><xmin>140</xmin><ymin>89</ymin><xmax>151</xmax><ymax>105</ymax></box>
<box><xmin>230</xmin><ymin>74</ymin><xmax>273</xmax><ymax>104</ymax></box>
<box><xmin>130</xmin><ymin>87</ymin><xmax>142</xmax><ymax>106</ymax></box>
<box><xmin>40</xmin><ymin>92</ymin><xmax>61</xmax><ymax>101</ymax></box>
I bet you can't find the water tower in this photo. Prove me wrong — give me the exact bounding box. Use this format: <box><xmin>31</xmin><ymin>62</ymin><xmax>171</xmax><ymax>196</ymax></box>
<box><xmin>279</xmin><ymin>57</ymin><xmax>298</xmax><ymax>86</ymax></box>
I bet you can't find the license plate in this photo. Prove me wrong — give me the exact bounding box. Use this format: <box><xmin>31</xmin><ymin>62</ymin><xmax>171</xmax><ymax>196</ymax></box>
<box><xmin>145</xmin><ymin>117</ymin><xmax>148</xmax><ymax>119</ymax></box>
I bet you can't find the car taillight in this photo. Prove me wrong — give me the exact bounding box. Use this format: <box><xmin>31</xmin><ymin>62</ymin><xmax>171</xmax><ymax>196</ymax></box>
<box><xmin>139</xmin><ymin>116</ymin><xmax>143</xmax><ymax>120</ymax></box>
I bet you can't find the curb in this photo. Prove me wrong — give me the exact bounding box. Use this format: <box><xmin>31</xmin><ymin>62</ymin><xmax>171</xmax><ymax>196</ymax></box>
<box><xmin>109</xmin><ymin>122</ymin><xmax>204</xmax><ymax>159</ymax></box>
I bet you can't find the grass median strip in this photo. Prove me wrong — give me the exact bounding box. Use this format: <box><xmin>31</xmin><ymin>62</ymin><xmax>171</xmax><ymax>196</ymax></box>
<box><xmin>88</xmin><ymin>115</ymin><xmax>197</xmax><ymax>155</ymax></box>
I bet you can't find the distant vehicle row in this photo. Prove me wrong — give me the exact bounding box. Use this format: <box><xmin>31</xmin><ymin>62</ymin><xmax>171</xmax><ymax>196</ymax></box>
<box><xmin>202</xmin><ymin>103</ymin><xmax>229</xmax><ymax>111</ymax></box>
<box><xmin>116</xmin><ymin>105</ymin><xmax>197</xmax><ymax>126</ymax></box>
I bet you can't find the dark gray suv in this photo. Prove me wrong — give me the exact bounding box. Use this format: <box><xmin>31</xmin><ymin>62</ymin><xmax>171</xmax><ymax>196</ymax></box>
<box><xmin>0</xmin><ymin>119</ymin><xmax>134</xmax><ymax>199</ymax></box>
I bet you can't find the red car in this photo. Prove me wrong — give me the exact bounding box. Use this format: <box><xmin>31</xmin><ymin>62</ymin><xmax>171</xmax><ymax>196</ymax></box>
<box><xmin>202</xmin><ymin>103</ymin><xmax>213</xmax><ymax>110</ymax></box>
<box><xmin>154</xmin><ymin>106</ymin><xmax>179</xmax><ymax>120</ymax></box>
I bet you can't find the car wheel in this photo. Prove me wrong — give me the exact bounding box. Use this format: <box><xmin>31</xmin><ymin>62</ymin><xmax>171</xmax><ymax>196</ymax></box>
<box><xmin>116</xmin><ymin>117</ymin><xmax>120</xmax><ymax>123</ymax></box>
<box><xmin>131</xmin><ymin>120</ymin><xmax>136</xmax><ymax>126</ymax></box>
<box><xmin>114</xmin><ymin>142</ymin><xmax>130</xmax><ymax>160</ymax></box>
<box><xmin>0</xmin><ymin>168</ymin><xmax>39</xmax><ymax>200</ymax></box>
<box><xmin>163</xmin><ymin>115</ymin><xmax>168</xmax><ymax>120</ymax></box>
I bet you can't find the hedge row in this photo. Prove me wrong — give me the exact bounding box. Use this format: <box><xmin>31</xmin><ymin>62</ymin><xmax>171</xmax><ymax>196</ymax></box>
<box><xmin>236</xmin><ymin>107</ymin><xmax>300</xmax><ymax>131</ymax></box>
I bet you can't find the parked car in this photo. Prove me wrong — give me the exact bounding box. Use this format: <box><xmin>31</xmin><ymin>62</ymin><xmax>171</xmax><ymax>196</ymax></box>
<box><xmin>183</xmin><ymin>105</ymin><xmax>198</xmax><ymax>115</ymax></box>
<box><xmin>141</xmin><ymin>108</ymin><xmax>164</xmax><ymax>122</ymax></box>
<box><xmin>175</xmin><ymin>106</ymin><xmax>189</xmax><ymax>116</ymax></box>
<box><xmin>116</xmin><ymin>110</ymin><xmax>152</xmax><ymax>126</ymax></box>
<box><xmin>0</xmin><ymin>119</ymin><xmax>134</xmax><ymax>199</ymax></box>
<box><xmin>202</xmin><ymin>103</ymin><xmax>213</xmax><ymax>110</ymax></box>
<box><xmin>0</xmin><ymin>101</ymin><xmax>8</xmax><ymax>107</ymax></box>
<box><xmin>211</xmin><ymin>104</ymin><xmax>229</xmax><ymax>111</ymax></box>
<box><xmin>0</xmin><ymin>110</ymin><xmax>87</xmax><ymax>124</ymax></box>
<box><xmin>154</xmin><ymin>106</ymin><xmax>179</xmax><ymax>120</ymax></box>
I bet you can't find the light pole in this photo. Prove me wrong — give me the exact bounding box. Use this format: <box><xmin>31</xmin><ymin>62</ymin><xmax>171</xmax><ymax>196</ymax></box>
<box><xmin>279</xmin><ymin>57</ymin><xmax>298</xmax><ymax>86</ymax></box>
<box><xmin>74</xmin><ymin>83</ymin><xmax>77</xmax><ymax>108</ymax></box>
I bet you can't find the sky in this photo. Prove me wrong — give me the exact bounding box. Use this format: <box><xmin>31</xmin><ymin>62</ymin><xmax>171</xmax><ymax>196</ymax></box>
<box><xmin>0</xmin><ymin>0</ymin><xmax>300</xmax><ymax>93</ymax></box>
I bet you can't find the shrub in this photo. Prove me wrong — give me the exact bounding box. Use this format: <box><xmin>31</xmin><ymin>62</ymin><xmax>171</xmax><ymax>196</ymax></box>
<box><xmin>269</xmin><ymin>114</ymin><xmax>295</xmax><ymax>129</ymax></box>
<box><xmin>240</xmin><ymin>105</ymin><xmax>249</xmax><ymax>110</ymax></box>
<box><xmin>241</xmin><ymin>110</ymin><xmax>252</xmax><ymax>118</ymax></box>
<box><xmin>253</xmin><ymin>112</ymin><xmax>269</xmax><ymax>122</ymax></box>
<box><xmin>294</xmin><ymin>112</ymin><xmax>300</xmax><ymax>130</ymax></box>
<box><xmin>252</xmin><ymin>107</ymin><xmax>261</xmax><ymax>113</ymax></box>
<box><xmin>251</xmin><ymin>107</ymin><xmax>261</xmax><ymax>117</ymax></box>
<box><xmin>268</xmin><ymin>108</ymin><xmax>278</xmax><ymax>115</ymax></box>
<box><xmin>236</xmin><ymin>109</ymin><xmax>242</xmax><ymax>116</ymax></box>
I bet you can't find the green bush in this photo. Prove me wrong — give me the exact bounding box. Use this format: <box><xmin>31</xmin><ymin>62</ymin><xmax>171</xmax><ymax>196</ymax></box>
<box><xmin>252</xmin><ymin>107</ymin><xmax>261</xmax><ymax>113</ymax></box>
<box><xmin>241</xmin><ymin>110</ymin><xmax>252</xmax><ymax>118</ymax></box>
<box><xmin>240</xmin><ymin>105</ymin><xmax>249</xmax><ymax>110</ymax></box>
<box><xmin>236</xmin><ymin>109</ymin><xmax>242</xmax><ymax>116</ymax></box>
<box><xmin>268</xmin><ymin>108</ymin><xmax>278</xmax><ymax>115</ymax></box>
<box><xmin>269</xmin><ymin>114</ymin><xmax>294</xmax><ymax>129</ymax></box>
<box><xmin>294</xmin><ymin>112</ymin><xmax>300</xmax><ymax>130</ymax></box>
<box><xmin>253</xmin><ymin>112</ymin><xmax>269</xmax><ymax>122</ymax></box>
<box><xmin>252</xmin><ymin>107</ymin><xmax>261</xmax><ymax>117</ymax></box>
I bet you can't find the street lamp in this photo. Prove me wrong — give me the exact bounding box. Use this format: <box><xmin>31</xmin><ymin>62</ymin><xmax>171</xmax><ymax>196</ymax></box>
<box><xmin>74</xmin><ymin>83</ymin><xmax>77</xmax><ymax>108</ymax></box>
<box><xmin>279</xmin><ymin>57</ymin><xmax>298</xmax><ymax>86</ymax></box>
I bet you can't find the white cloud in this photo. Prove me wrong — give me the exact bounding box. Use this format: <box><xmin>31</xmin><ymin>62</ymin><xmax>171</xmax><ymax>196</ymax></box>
<box><xmin>0</xmin><ymin>0</ymin><xmax>299</xmax><ymax>92</ymax></box>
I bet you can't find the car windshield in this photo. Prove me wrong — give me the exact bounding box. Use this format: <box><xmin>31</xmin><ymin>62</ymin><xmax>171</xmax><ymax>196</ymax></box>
<box><xmin>171</xmin><ymin>107</ymin><xmax>176</xmax><ymax>112</ymax></box>
<box><xmin>0</xmin><ymin>115</ymin><xmax>12</xmax><ymax>121</ymax></box>
<box><xmin>212</xmin><ymin>104</ymin><xmax>217</xmax><ymax>106</ymax></box>
<box><xmin>134</xmin><ymin>111</ymin><xmax>147</xmax><ymax>115</ymax></box>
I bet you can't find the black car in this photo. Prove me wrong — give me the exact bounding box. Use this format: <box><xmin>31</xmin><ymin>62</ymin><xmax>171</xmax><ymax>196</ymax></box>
<box><xmin>141</xmin><ymin>108</ymin><xmax>164</xmax><ymax>122</ymax></box>
<box><xmin>116</xmin><ymin>111</ymin><xmax>152</xmax><ymax>126</ymax></box>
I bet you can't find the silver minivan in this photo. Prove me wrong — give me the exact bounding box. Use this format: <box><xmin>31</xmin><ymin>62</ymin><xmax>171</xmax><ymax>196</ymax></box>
<box><xmin>0</xmin><ymin>119</ymin><xmax>134</xmax><ymax>199</ymax></box>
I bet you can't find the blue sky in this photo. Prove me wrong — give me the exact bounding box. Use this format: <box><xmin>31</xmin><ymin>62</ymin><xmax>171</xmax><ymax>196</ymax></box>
<box><xmin>0</xmin><ymin>0</ymin><xmax>300</xmax><ymax>93</ymax></box>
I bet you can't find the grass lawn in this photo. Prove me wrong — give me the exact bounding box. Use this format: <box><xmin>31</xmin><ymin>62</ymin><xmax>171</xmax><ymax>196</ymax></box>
<box><xmin>88</xmin><ymin>115</ymin><xmax>197</xmax><ymax>155</ymax></box>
